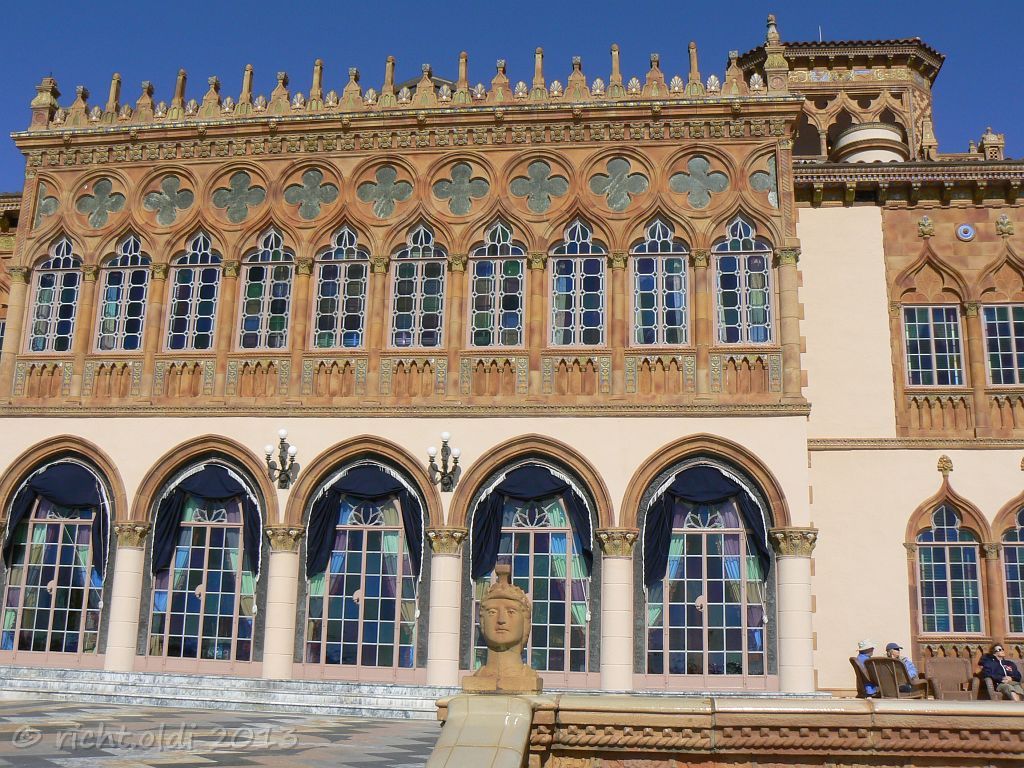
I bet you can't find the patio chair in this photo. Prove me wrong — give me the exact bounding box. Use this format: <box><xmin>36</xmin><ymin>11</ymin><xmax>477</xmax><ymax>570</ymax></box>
<box><xmin>924</xmin><ymin>657</ymin><xmax>978</xmax><ymax>700</ymax></box>
<box><xmin>849</xmin><ymin>656</ymin><xmax>878</xmax><ymax>698</ymax></box>
<box><xmin>865</xmin><ymin>657</ymin><xmax>928</xmax><ymax>699</ymax></box>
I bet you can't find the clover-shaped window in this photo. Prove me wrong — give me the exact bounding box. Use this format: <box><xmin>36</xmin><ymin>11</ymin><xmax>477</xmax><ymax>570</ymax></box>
<box><xmin>391</xmin><ymin>224</ymin><xmax>447</xmax><ymax>348</ymax></box>
<box><xmin>550</xmin><ymin>220</ymin><xmax>607</xmax><ymax>346</ymax></box>
<box><xmin>510</xmin><ymin>160</ymin><xmax>569</xmax><ymax>214</ymax></box>
<box><xmin>357</xmin><ymin>166</ymin><xmax>413</xmax><ymax>219</ymax></box>
<box><xmin>75</xmin><ymin>178</ymin><xmax>126</xmax><ymax>229</ymax></box>
<box><xmin>712</xmin><ymin>216</ymin><xmax>772</xmax><ymax>344</ymax></box>
<box><xmin>167</xmin><ymin>232</ymin><xmax>222</xmax><ymax>351</ymax></box>
<box><xmin>469</xmin><ymin>221</ymin><xmax>527</xmax><ymax>347</ymax></box>
<box><xmin>284</xmin><ymin>169</ymin><xmax>339</xmax><ymax>221</ymax></box>
<box><xmin>749</xmin><ymin>157</ymin><xmax>778</xmax><ymax>209</ymax></box>
<box><xmin>631</xmin><ymin>219</ymin><xmax>690</xmax><ymax>346</ymax></box>
<box><xmin>240</xmin><ymin>229</ymin><xmax>294</xmax><ymax>350</ymax></box>
<box><xmin>433</xmin><ymin>162</ymin><xmax>489</xmax><ymax>216</ymax></box>
<box><xmin>314</xmin><ymin>227</ymin><xmax>370</xmax><ymax>349</ymax></box>
<box><xmin>33</xmin><ymin>182</ymin><xmax>59</xmax><ymax>230</ymax></box>
<box><xmin>97</xmin><ymin>234</ymin><xmax>151</xmax><ymax>352</ymax></box>
<box><xmin>588</xmin><ymin>157</ymin><xmax>649</xmax><ymax>212</ymax></box>
<box><xmin>670</xmin><ymin>157</ymin><xmax>729</xmax><ymax>209</ymax></box>
<box><xmin>29</xmin><ymin>236</ymin><xmax>82</xmax><ymax>353</ymax></box>
<box><xmin>143</xmin><ymin>175</ymin><xmax>195</xmax><ymax>227</ymax></box>
<box><xmin>212</xmin><ymin>171</ymin><xmax>266</xmax><ymax>225</ymax></box>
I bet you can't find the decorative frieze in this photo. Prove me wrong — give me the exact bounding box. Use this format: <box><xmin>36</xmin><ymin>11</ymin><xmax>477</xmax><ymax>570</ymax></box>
<box><xmin>624</xmin><ymin>353</ymin><xmax>696</xmax><ymax>394</ymax></box>
<box><xmin>114</xmin><ymin>522</ymin><xmax>151</xmax><ymax>548</ymax></box>
<box><xmin>265</xmin><ymin>525</ymin><xmax>305</xmax><ymax>552</ymax></box>
<box><xmin>301</xmin><ymin>356</ymin><xmax>368</xmax><ymax>396</ymax></box>
<box><xmin>769</xmin><ymin>526</ymin><xmax>818</xmax><ymax>557</ymax></box>
<box><xmin>13</xmin><ymin>359</ymin><xmax>73</xmax><ymax>397</ymax></box>
<box><xmin>225</xmin><ymin>359</ymin><xmax>290</xmax><ymax>397</ymax></box>
<box><xmin>153</xmin><ymin>358</ymin><xmax>215</xmax><ymax>397</ymax></box>
<box><xmin>426</xmin><ymin>527</ymin><xmax>468</xmax><ymax>554</ymax></box>
<box><xmin>596</xmin><ymin>528</ymin><xmax>639</xmax><ymax>557</ymax></box>
<box><xmin>82</xmin><ymin>359</ymin><xmax>143</xmax><ymax>397</ymax></box>
<box><xmin>379</xmin><ymin>356</ymin><xmax>447</xmax><ymax>396</ymax></box>
<box><xmin>460</xmin><ymin>355</ymin><xmax>528</xmax><ymax>396</ymax></box>
<box><xmin>542</xmin><ymin>354</ymin><xmax>612</xmax><ymax>395</ymax></box>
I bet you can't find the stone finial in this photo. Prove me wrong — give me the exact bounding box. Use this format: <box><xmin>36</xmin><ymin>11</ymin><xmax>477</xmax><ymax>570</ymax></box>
<box><xmin>767</xmin><ymin>13</ymin><xmax>781</xmax><ymax>44</ymax></box>
<box><xmin>566</xmin><ymin>55</ymin><xmax>589</xmax><ymax>100</ymax></box>
<box><xmin>132</xmin><ymin>80</ymin><xmax>155</xmax><ymax>123</ymax></box>
<box><xmin>937</xmin><ymin>454</ymin><xmax>953</xmax><ymax>477</ymax></box>
<box><xmin>762</xmin><ymin>13</ymin><xmax>790</xmax><ymax>94</ymax></box>
<box><xmin>268</xmin><ymin>71</ymin><xmax>290</xmax><ymax>114</ymax></box>
<box><xmin>722</xmin><ymin>51</ymin><xmax>749</xmax><ymax>96</ymax></box>
<box><xmin>198</xmin><ymin>75</ymin><xmax>222</xmax><ymax>118</ymax></box>
<box><xmin>453</xmin><ymin>51</ymin><xmax>470</xmax><ymax>104</ymax></box>
<box><xmin>308</xmin><ymin>58</ymin><xmax>324</xmax><ymax>111</ymax></box>
<box><xmin>920</xmin><ymin>117</ymin><xmax>938</xmax><ymax>160</ymax></box>
<box><xmin>236</xmin><ymin>64</ymin><xmax>254</xmax><ymax>116</ymax></box>
<box><xmin>379</xmin><ymin>55</ymin><xmax>396</xmax><ymax>107</ymax></box>
<box><xmin>65</xmin><ymin>85</ymin><xmax>91</xmax><ymax>127</ymax></box>
<box><xmin>918</xmin><ymin>215</ymin><xmax>935</xmax><ymax>239</ymax></box>
<box><xmin>341</xmin><ymin>67</ymin><xmax>362</xmax><ymax>110</ymax></box>
<box><xmin>979</xmin><ymin>126</ymin><xmax>1006</xmax><ymax>161</ymax></box>
<box><xmin>413</xmin><ymin>63</ymin><xmax>437</xmax><ymax>106</ymax></box>
<box><xmin>643</xmin><ymin>53</ymin><xmax>666</xmax><ymax>97</ymax></box>
<box><xmin>608</xmin><ymin>43</ymin><xmax>625</xmax><ymax>98</ymax></box>
<box><xmin>463</xmin><ymin>564</ymin><xmax>543</xmax><ymax>694</ymax></box>
<box><xmin>103</xmin><ymin>72</ymin><xmax>121</xmax><ymax>124</ymax></box>
<box><xmin>490</xmin><ymin>58</ymin><xmax>510</xmax><ymax>103</ymax></box>
<box><xmin>165</xmin><ymin>68</ymin><xmax>187</xmax><ymax>120</ymax></box>
<box><xmin>29</xmin><ymin>75</ymin><xmax>61</xmax><ymax>130</ymax></box>
<box><xmin>530</xmin><ymin>47</ymin><xmax>547</xmax><ymax>100</ymax></box>
<box><xmin>686</xmin><ymin>42</ymin><xmax>706</xmax><ymax>97</ymax></box>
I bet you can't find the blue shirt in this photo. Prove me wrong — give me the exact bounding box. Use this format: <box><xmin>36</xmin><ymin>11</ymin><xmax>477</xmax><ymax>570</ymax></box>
<box><xmin>857</xmin><ymin>651</ymin><xmax>877</xmax><ymax>695</ymax></box>
<box><xmin>901</xmin><ymin>656</ymin><xmax>918</xmax><ymax>680</ymax></box>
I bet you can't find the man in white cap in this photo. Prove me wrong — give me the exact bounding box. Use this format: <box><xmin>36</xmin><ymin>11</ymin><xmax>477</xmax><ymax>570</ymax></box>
<box><xmin>856</xmin><ymin>640</ymin><xmax>878</xmax><ymax>696</ymax></box>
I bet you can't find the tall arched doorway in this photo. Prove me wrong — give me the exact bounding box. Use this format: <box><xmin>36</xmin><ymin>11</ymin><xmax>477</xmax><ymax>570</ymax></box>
<box><xmin>0</xmin><ymin>458</ymin><xmax>112</xmax><ymax>665</ymax></box>
<box><xmin>296</xmin><ymin>458</ymin><xmax>429</xmax><ymax>682</ymax></box>
<box><xmin>461</xmin><ymin>458</ymin><xmax>601</xmax><ymax>688</ymax></box>
<box><xmin>634</xmin><ymin>457</ymin><xmax>778</xmax><ymax>690</ymax></box>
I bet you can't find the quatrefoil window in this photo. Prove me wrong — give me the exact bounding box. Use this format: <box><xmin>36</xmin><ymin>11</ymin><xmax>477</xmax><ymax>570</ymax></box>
<box><xmin>33</xmin><ymin>183</ymin><xmax>59</xmax><ymax>230</ymax></box>
<box><xmin>669</xmin><ymin>156</ymin><xmax>729</xmax><ymax>209</ymax></box>
<box><xmin>212</xmin><ymin>171</ymin><xmax>267</xmax><ymax>224</ymax></box>
<box><xmin>75</xmin><ymin>178</ymin><xmax>125</xmax><ymax>229</ymax></box>
<box><xmin>749</xmin><ymin>157</ymin><xmax>778</xmax><ymax>209</ymax></box>
<box><xmin>284</xmin><ymin>169</ymin><xmax>340</xmax><ymax>221</ymax></box>
<box><xmin>432</xmin><ymin>162</ymin><xmax>489</xmax><ymax>216</ymax></box>
<box><xmin>143</xmin><ymin>175</ymin><xmax>195</xmax><ymax>226</ymax></box>
<box><xmin>589</xmin><ymin>157</ymin><xmax>649</xmax><ymax>212</ymax></box>
<box><xmin>509</xmin><ymin>160</ymin><xmax>569</xmax><ymax>214</ymax></box>
<box><xmin>356</xmin><ymin>166</ymin><xmax>413</xmax><ymax>219</ymax></box>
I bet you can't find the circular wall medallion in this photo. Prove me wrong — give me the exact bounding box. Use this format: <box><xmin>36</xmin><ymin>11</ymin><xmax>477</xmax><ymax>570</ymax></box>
<box><xmin>956</xmin><ymin>223</ymin><xmax>976</xmax><ymax>242</ymax></box>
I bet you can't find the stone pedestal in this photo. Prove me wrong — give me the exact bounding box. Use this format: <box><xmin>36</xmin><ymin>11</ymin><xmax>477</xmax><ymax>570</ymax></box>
<box><xmin>261</xmin><ymin>526</ymin><xmax>304</xmax><ymax>680</ymax></box>
<box><xmin>425</xmin><ymin>528</ymin><xmax>466</xmax><ymax>686</ymax></box>
<box><xmin>428</xmin><ymin>695</ymin><xmax>536</xmax><ymax>768</ymax></box>
<box><xmin>770</xmin><ymin>526</ymin><xmax>818</xmax><ymax>692</ymax></box>
<box><xmin>597</xmin><ymin>528</ymin><xmax>638</xmax><ymax>690</ymax></box>
<box><xmin>103</xmin><ymin>523</ymin><xmax>150</xmax><ymax>672</ymax></box>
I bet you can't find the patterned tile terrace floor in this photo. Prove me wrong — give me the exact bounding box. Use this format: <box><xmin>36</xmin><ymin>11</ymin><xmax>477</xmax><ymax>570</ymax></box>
<box><xmin>0</xmin><ymin>696</ymin><xmax>440</xmax><ymax>767</ymax></box>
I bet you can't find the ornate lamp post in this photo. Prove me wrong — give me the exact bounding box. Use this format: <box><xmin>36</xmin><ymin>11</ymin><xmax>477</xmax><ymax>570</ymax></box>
<box><xmin>427</xmin><ymin>431</ymin><xmax>461</xmax><ymax>492</ymax></box>
<box><xmin>264</xmin><ymin>428</ymin><xmax>299</xmax><ymax>489</ymax></box>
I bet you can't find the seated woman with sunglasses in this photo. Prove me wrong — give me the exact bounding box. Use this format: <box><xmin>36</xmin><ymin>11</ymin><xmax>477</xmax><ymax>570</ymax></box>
<box><xmin>979</xmin><ymin>644</ymin><xmax>1023</xmax><ymax>701</ymax></box>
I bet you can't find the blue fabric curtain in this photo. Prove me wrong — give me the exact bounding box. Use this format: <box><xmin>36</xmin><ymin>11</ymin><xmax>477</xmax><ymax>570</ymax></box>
<box><xmin>471</xmin><ymin>465</ymin><xmax>593</xmax><ymax>580</ymax></box>
<box><xmin>152</xmin><ymin>465</ymin><xmax>261</xmax><ymax>575</ymax></box>
<box><xmin>643</xmin><ymin>465</ymin><xmax>771</xmax><ymax>588</ymax></box>
<box><xmin>3</xmin><ymin>463</ymin><xmax>109</xmax><ymax>578</ymax></box>
<box><xmin>305</xmin><ymin>465</ymin><xmax>424</xmax><ymax>579</ymax></box>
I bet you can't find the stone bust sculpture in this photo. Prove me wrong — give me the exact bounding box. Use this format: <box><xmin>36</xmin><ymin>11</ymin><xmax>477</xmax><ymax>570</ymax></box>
<box><xmin>463</xmin><ymin>564</ymin><xmax>543</xmax><ymax>693</ymax></box>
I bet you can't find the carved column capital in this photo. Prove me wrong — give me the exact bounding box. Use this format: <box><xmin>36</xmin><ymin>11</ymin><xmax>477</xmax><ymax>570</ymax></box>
<box><xmin>151</xmin><ymin>263</ymin><xmax>169</xmax><ymax>280</ymax></box>
<box><xmin>222</xmin><ymin>260</ymin><xmax>240</xmax><ymax>278</ymax></box>
<box><xmin>983</xmin><ymin>542</ymin><xmax>1001</xmax><ymax>560</ymax></box>
<box><xmin>769</xmin><ymin>526</ymin><xmax>818</xmax><ymax>557</ymax></box>
<box><xmin>427</xmin><ymin>527</ymin><xmax>468</xmax><ymax>554</ymax></box>
<box><xmin>296</xmin><ymin>257</ymin><xmax>314</xmax><ymax>275</ymax></box>
<box><xmin>690</xmin><ymin>249</ymin><xmax>710</xmax><ymax>269</ymax></box>
<box><xmin>265</xmin><ymin>525</ymin><xmax>306</xmax><ymax>552</ymax></box>
<box><xmin>774</xmin><ymin>247</ymin><xmax>800</xmax><ymax>267</ymax></box>
<box><xmin>607</xmin><ymin>252</ymin><xmax>628</xmax><ymax>270</ymax></box>
<box><xmin>7</xmin><ymin>265</ymin><xmax>30</xmax><ymax>283</ymax></box>
<box><xmin>371</xmin><ymin>253</ymin><xmax>390</xmax><ymax>274</ymax></box>
<box><xmin>964</xmin><ymin>301</ymin><xmax>980</xmax><ymax>317</ymax></box>
<box><xmin>527</xmin><ymin>252</ymin><xmax>547</xmax><ymax>270</ymax></box>
<box><xmin>889</xmin><ymin>301</ymin><xmax>902</xmax><ymax>317</ymax></box>
<box><xmin>596</xmin><ymin>528</ymin><xmax>639</xmax><ymax>557</ymax></box>
<box><xmin>114</xmin><ymin>522</ymin><xmax>151</xmax><ymax>548</ymax></box>
<box><xmin>448</xmin><ymin>253</ymin><xmax>468</xmax><ymax>272</ymax></box>
<box><xmin>904</xmin><ymin>542</ymin><xmax>918</xmax><ymax>560</ymax></box>
<box><xmin>81</xmin><ymin>264</ymin><xmax>99</xmax><ymax>282</ymax></box>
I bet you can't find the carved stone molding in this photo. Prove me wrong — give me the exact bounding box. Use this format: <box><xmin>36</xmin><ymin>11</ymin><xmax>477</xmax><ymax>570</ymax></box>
<box><xmin>114</xmin><ymin>522</ymin><xmax>151</xmax><ymax>548</ymax></box>
<box><xmin>528</xmin><ymin>252</ymin><xmax>547</xmax><ymax>270</ymax></box>
<box><xmin>774</xmin><ymin>246</ymin><xmax>800</xmax><ymax>266</ymax></box>
<box><xmin>769</xmin><ymin>526</ymin><xmax>818</xmax><ymax>557</ymax></box>
<box><xmin>690</xmin><ymin>249</ymin><xmax>710</xmax><ymax>269</ymax></box>
<box><xmin>151</xmin><ymin>263</ymin><xmax>169</xmax><ymax>280</ymax></box>
<box><xmin>265</xmin><ymin>525</ymin><xmax>306</xmax><ymax>552</ymax></box>
<box><xmin>222</xmin><ymin>260</ymin><xmax>240</xmax><ymax>278</ymax></box>
<box><xmin>983</xmin><ymin>542</ymin><xmax>1000</xmax><ymax>560</ymax></box>
<box><xmin>81</xmin><ymin>264</ymin><xmax>98</xmax><ymax>281</ymax></box>
<box><xmin>6</xmin><ymin>266</ymin><xmax>30</xmax><ymax>283</ymax></box>
<box><xmin>904</xmin><ymin>542</ymin><xmax>918</xmax><ymax>559</ymax></box>
<box><xmin>607</xmin><ymin>251</ymin><xmax>628</xmax><ymax>270</ymax></box>
<box><xmin>448</xmin><ymin>252</ymin><xmax>468</xmax><ymax>272</ymax></box>
<box><xmin>596</xmin><ymin>528</ymin><xmax>639</xmax><ymax>557</ymax></box>
<box><xmin>296</xmin><ymin>257</ymin><xmax>313</xmax><ymax>275</ymax></box>
<box><xmin>427</xmin><ymin>527</ymin><xmax>468</xmax><ymax>554</ymax></box>
<box><xmin>964</xmin><ymin>301</ymin><xmax>980</xmax><ymax>317</ymax></box>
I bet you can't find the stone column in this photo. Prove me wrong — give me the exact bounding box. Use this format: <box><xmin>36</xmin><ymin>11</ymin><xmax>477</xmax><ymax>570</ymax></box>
<box><xmin>213</xmin><ymin>260</ymin><xmax>240</xmax><ymax>396</ymax></box>
<box><xmin>425</xmin><ymin>527</ymin><xmax>467</xmax><ymax>686</ymax></box>
<box><xmin>608</xmin><ymin>252</ymin><xmax>628</xmax><ymax>395</ymax></box>
<box><xmin>770</xmin><ymin>526</ymin><xmax>817</xmax><ymax>693</ymax></box>
<box><xmin>964</xmin><ymin>302</ymin><xmax>993</xmax><ymax>436</ymax></box>
<box><xmin>526</xmin><ymin>253</ymin><xmax>546</xmax><ymax>395</ymax></box>
<box><xmin>365</xmin><ymin>254</ymin><xmax>389</xmax><ymax>396</ymax></box>
<box><xmin>983</xmin><ymin>543</ymin><xmax>1005</xmax><ymax>641</ymax></box>
<box><xmin>0</xmin><ymin>266</ymin><xmax>30</xmax><ymax>399</ymax></box>
<box><xmin>68</xmin><ymin>264</ymin><xmax>99</xmax><ymax>397</ymax></box>
<box><xmin>261</xmin><ymin>525</ymin><xmax>304</xmax><ymax>680</ymax></box>
<box><xmin>775</xmin><ymin>247</ymin><xmax>802</xmax><ymax>401</ymax></box>
<box><xmin>691</xmin><ymin>250</ymin><xmax>711</xmax><ymax>398</ymax></box>
<box><xmin>139</xmin><ymin>263</ymin><xmax>168</xmax><ymax>399</ymax></box>
<box><xmin>597</xmin><ymin>528</ymin><xmax>638</xmax><ymax>691</ymax></box>
<box><xmin>104</xmin><ymin>523</ymin><xmax>151</xmax><ymax>672</ymax></box>
<box><xmin>287</xmin><ymin>258</ymin><xmax>313</xmax><ymax>396</ymax></box>
<box><xmin>446</xmin><ymin>254</ymin><xmax>467</xmax><ymax>398</ymax></box>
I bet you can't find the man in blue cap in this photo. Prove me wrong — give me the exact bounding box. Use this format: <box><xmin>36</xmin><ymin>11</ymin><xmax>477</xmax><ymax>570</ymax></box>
<box><xmin>886</xmin><ymin>642</ymin><xmax>918</xmax><ymax>692</ymax></box>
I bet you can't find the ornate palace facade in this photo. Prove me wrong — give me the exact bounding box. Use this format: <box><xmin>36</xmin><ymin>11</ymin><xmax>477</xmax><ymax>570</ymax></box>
<box><xmin>0</xmin><ymin>16</ymin><xmax>1021</xmax><ymax>700</ymax></box>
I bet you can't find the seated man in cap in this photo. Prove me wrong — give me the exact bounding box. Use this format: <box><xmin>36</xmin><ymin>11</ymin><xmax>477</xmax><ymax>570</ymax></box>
<box><xmin>885</xmin><ymin>642</ymin><xmax>919</xmax><ymax>693</ymax></box>
<box><xmin>856</xmin><ymin>640</ymin><xmax>878</xmax><ymax>697</ymax></box>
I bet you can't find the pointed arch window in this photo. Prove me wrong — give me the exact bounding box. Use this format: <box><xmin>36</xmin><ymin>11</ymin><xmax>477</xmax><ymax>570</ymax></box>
<box><xmin>239</xmin><ymin>229</ymin><xmax>294</xmax><ymax>350</ymax></box>
<box><xmin>390</xmin><ymin>224</ymin><xmax>447</xmax><ymax>348</ymax></box>
<box><xmin>631</xmin><ymin>219</ymin><xmax>689</xmax><ymax>345</ymax></box>
<box><xmin>982</xmin><ymin>305</ymin><xmax>1024</xmax><ymax>384</ymax></box>
<box><xmin>916</xmin><ymin>505</ymin><xmax>983</xmax><ymax>633</ymax></box>
<box><xmin>1002</xmin><ymin>509</ymin><xmax>1024</xmax><ymax>633</ymax></box>
<box><xmin>97</xmin><ymin>235</ymin><xmax>151</xmax><ymax>352</ymax></box>
<box><xmin>29</xmin><ymin>237</ymin><xmax>81</xmax><ymax>353</ymax></box>
<box><xmin>550</xmin><ymin>220</ymin><xmax>607</xmax><ymax>346</ymax></box>
<box><xmin>167</xmin><ymin>233</ymin><xmax>221</xmax><ymax>351</ymax></box>
<box><xmin>314</xmin><ymin>227</ymin><xmax>370</xmax><ymax>349</ymax></box>
<box><xmin>470</xmin><ymin>221</ymin><xmax>526</xmax><ymax>347</ymax></box>
<box><xmin>903</xmin><ymin>306</ymin><xmax>963</xmax><ymax>386</ymax></box>
<box><xmin>713</xmin><ymin>218</ymin><xmax>772</xmax><ymax>344</ymax></box>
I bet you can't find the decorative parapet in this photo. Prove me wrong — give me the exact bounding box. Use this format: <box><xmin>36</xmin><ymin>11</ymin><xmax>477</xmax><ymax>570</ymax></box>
<box><xmin>460</xmin><ymin>355</ymin><xmax>528</xmax><ymax>396</ymax></box>
<box><xmin>82</xmin><ymin>359</ymin><xmax>143</xmax><ymax>398</ymax></box>
<box><xmin>541</xmin><ymin>354</ymin><xmax>611</xmax><ymax>395</ymax></box>
<box><xmin>379</xmin><ymin>356</ymin><xmax>447</xmax><ymax>397</ymax></box>
<box><xmin>225</xmin><ymin>358</ymin><xmax>290</xmax><ymax>397</ymax></box>
<box><xmin>265</xmin><ymin>525</ymin><xmax>305</xmax><ymax>552</ymax></box>
<box><xmin>13</xmin><ymin>359</ymin><xmax>72</xmax><ymax>398</ymax></box>
<box><xmin>114</xmin><ymin>522</ymin><xmax>151</xmax><ymax>548</ymax></box>
<box><xmin>153</xmin><ymin>358</ymin><xmax>216</xmax><ymax>397</ymax></box>
<box><xmin>625</xmin><ymin>353</ymin><xmax>696</xmax><ymax>394</ymax></box>
<box><xmin>769</xmin><ymin>526</ymin><xmax>818</xmax><ymax>557</ymax></box>
<box><xmin>301</xmin><ymin>355</ymin><xmax>368</xmax><ymax>396</ymax></box>
<box><xmin>596</xmin><ymin>528</ymin><xmax>639</xmax><ymax>557</ymax></box>
<box><xmin>427</xmin><ymin>527</ymin><xmax>468</xmax><ymax>554</ymax></box>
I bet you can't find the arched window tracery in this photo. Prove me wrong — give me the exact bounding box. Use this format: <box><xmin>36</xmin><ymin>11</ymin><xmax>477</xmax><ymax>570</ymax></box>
<box><xmin>550</xmin><ymin>219</ymin><xmax>607</xmax><ymax>347</ymax></box>
<box><xmin>390</xmin><ymin>224</ymin><xmax>447</xmax><ymax>349</ymax></box>
<box><xmin>469</xmin><ymin>221</ymin><xmax>526</xmax><ymax>348</ymax></box>
<box><xmin>167</xmin><ymin>233</ymin><xmax>221</xmax><ymax>351</ymax></box>
<box><xmin>29</xmin><ymin>237</ymin><xmax>82</xmax><ymax>353</ymax></box>
<box><xmin>631</xmin><ymin>218</ymin><xmax>689</xmax><ymax>346</ymax></box>
<box><xmin>97</xmin><ymin>234</ymin><xmax>151</xmax><ymax>352</ymax></box>
<box><xmin>239</xmin><ymin>229</ymin><xmax>294</xmax><ymax>350</ymax></box>
<box><xmin>916</xmin><ymin>505</ymin><xmax>983</xmax><ymax>634</ymax></box>
<box><xmin>712</xmin><ymin>217</ymin><xmax>772</xmax><ymax>344</ymax></box>
<box><xmin>313</xmin><ymin>227</ymin><xmax>370</xmax><ymax>349</ymax></box>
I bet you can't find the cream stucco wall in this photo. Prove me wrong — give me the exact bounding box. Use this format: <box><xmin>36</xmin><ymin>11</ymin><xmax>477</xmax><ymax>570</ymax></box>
<box><xmin>798</xmin><ymin>206</ymin><xmax>898</xmax><ymax>438</ymax></box>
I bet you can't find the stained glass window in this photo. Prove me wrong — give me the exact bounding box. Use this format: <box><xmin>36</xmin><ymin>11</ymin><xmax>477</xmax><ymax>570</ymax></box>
<box><xmin>713</xmin><ymin>217</ymin><xmax>772</xmax><ymax>344</ymax></box>
<box><xmin>916</xmin><ymin>505</ymin><xmax>982</xmax><ymax>633</ymax></box>
<box><xmin>470</xmin><ymin>221</ymin><xmax>526</xmax><ymax>347</ymax></box>
<box><xmin>645</xmin><ymin>498</ymin><xmax>767</xmax><ymax>678</ymax></box>
<box><xmin>473</xmin><ymin>496</ymin><xmax>590</xmax><ymax>673</ymax></box>
<box><xmin>239</xmin><ymin>229</ymin><xmax>294</xmax><ymax>350</ymax></box>
<box><xmin>1002</xmin><ymin>509</ymin><xmax>1024</xmax><ymax>633</ymax></box>
<box><xmin>632</xmin><ymin>219</ymin><xmax>689</xmax><ymax>345</ymax></box>
<box><xmin>551</xmin><ymin>220</ymin><xmax>606</xmax><ymax>346</ymax></box>
<box><xmin>390</xmin><ymin>225</ymin><xmax>447</xmax><ymax>348</ymax></box>
<box><xmin>304</xmin><ymin>496</ymin><xmax>418</xmax><ymax>669</ymax></box>
<box><xmin>148</xmin><ymin>494</ymin><xmax>257</xmax><ymax>661</ymax></box>
<box><xmin>29</xmin><ymin>237</ymin><xmax>81</xmax><ymax>353</ymax></box>
<box><xmin>314</xmin><ymin>227</ymin><xmax>369</xmax><ymax>349</ymax></box>
<box><xmin>983</xmin><ymin>305</ymin><xmax>1024</xmax><ymax>385</ymax></box>
<box><xmin>903</xmin><ymin>306</ymin><xmax>964</xmax><ymax>386</ymax></box>
<box><xmin>97</xmin><ymin>235</ymin><xmax>150</xmax><ymax>352</ymax></box>
<box><xmin>167</xmin><ymin>233</ymin><xmax>221</xmax><ymax>351</ymax></box>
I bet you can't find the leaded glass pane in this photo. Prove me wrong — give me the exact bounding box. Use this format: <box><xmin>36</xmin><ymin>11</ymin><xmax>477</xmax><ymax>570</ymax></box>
<box><xmin>470</xmin><ymin>222</ymin><xmax>526</xmax><ymax>347</ymax></box>
<box><xmin>983</xmin><ymin>305</ymin><xmax>1024</xmax><ymax>385</ymax></box>
<box><xmin>904</xmin><ymin>306</ymin><xmax>964</xmax><ymax>386</ymax></box>
<box><xmin>551</xmin><ymin>220</ymin><xmax>606</xmax><ymax>347</ymax></box>
<box><xmin>30</xmin><ymin>237</ymin><xmax>81</xmax><ymax>353</ymax></box>
<box><xmin>240</xmin><ymin>230</ymin><xmax>294</xmax><ymax>349</ymax></box>
<box><xmin>97</xmin><ymin>235</ymin><xmax>151</xmax><ymax>352</ymax></box>
<box><xmin>632</xmin><ymin>219</ymin><xmax>689</xmax><ymax>345</ymax></box>
<box><xmin>315</xmin><ymin>227</ymin><xmax>369</xmax><ymax>349</ymax></box>
<box><xmin>1002</xmin><ymin>509</ymin><xmax>1024</xmax><ymax>634</ymax></box>
<box><xmin>390</xmin><ymin>225</ymin><xmax>447</xmax><ymax>348</ymax></box>
<box><xmin>916</xmin><ymin>505</ymin><xmax>982</xmax><ymax>633</ymax></box>
<box><xmin>167</xmin><ymin>233</ymin><xmax>222</xmax><ymax>351</ymax></box>
<box><xmin>712</xmin><ymin>218</ymin><xmax>773</xmax><ymax>344</ymax></box>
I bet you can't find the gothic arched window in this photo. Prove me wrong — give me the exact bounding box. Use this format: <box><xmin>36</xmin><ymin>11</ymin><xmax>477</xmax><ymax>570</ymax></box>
<box><xmin>97</xmin><ymin>235</ymin><xmax>151</xmax><ymax>352</ymax></box>
<box><xmin>390</xmin><ymin>224</ymin><xmax>447</xmax><ymax>348</ymax></box>
<box><xmin>1002</xmin><ymin>509</ymin><xmax>1024</xmax><ymax>633</ymax></box>
<box><xmin>469</xmin><ymin>221</ymin><xmax>526</xmax><ymax>347</ymax></box>
<box><xmin>239</xmin><ymin>229</ymin><xmax>294</xmax><ymax>350</ymax></box>
<box><xmin>167</xmin><ymin>233</ymin><xmax>221</xmax><ymax>351</ymax></box>
<box><xmin>712</xmin><ymin>217</ymin><xmax>772</xmax><ymax>344</ymax></box>
<box><xmin>313</xmin><ymin>227</ymin><xmax>370</xmax><ymax>349</ymax></box>
<box><xmin>916</xmin><ymin>505</ymin><xmax>983</xmax><ymax>633</ymax></box>
<box><xmin>631</xmin><ymin>218</ymin><xmax>689</xmax><ymax>346</ymax></box>
<box><xmin>29</xmin><ymin>237</ymin><xmax>81</xmax><ymax>353</ymax></box>
<box><xmin>550</xmin><ymin>220</ymin><xmax>607</xmax><ymax>346</ymax></box>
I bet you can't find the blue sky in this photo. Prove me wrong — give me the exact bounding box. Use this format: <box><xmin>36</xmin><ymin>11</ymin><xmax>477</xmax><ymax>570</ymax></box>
<box><xmin>1</xmin><ymin>0</ymin><xmax>1020</xmax><ymax>192</ymax></box>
